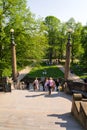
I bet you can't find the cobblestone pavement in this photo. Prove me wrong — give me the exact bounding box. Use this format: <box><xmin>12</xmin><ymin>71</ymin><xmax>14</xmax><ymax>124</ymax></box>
<box><xmin>0</xmin><ymin>89</ymin><xmax>83</xmax><ymax>130</ymax></box>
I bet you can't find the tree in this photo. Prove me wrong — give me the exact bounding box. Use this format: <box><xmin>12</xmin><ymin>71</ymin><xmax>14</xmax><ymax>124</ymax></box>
<box><xmin>0</xmin><ymin>0</ymin><xmax>48</xmax><ymax>76</ymax></box>
<box><xmin>71</xmin><ymin>22</ymin><xmax>83</xmax><ymax>63</ymax></box>
<box><xmin>44</xmin><ymin>16</ymin><xmax>61</xmax><ymax>63</ymax></box>
<box><xmin>25</xmin><ymin>18</ymin><xmax>48</xmax><ymax>61</ymax></box>
<box><xmin>80</xmin><ymin>26</ymin><xmax>87</xmax><ymax>67</ymax></box>
<box><xmin>55</xmin><ymin>22</ymin><xmax>67</xmax><ymax>61</ymax></box>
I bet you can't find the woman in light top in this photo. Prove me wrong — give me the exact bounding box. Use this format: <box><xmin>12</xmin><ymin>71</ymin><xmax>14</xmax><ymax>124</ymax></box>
<box><xmin>33</xmin><ymin>78</ymin><xmax>39</xmax><ymax>91</ymax></box>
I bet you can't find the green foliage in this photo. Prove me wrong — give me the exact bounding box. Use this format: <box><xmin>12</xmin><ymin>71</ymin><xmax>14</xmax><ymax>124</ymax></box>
<box><xmin>0</xmin><ymin>0</ymin><xmax>87</xmax><ymax>78</ymax></box>
<box><xmin>27</xmin><ymin>64</ymin><xmax>64</xmax><ymax>78</ymax></box>
<box><xmin>71</xmin><ymin>63</ymin><xmax>87</xmax><ymax>79</ymax></box>
<box><xmin>0</xmin><ymin>60</ymin><xmax>11</xmax><ymax>77</ymax></box>
<box><xmin>80</xmin><ymin>26</ymin><xmax>87</xmax><ymax>67</ymax></box>
<box><xmin>0</xmin><ymin>0</ymin><xmax>49</xmax><ymax>77</ymax></box>
<box><xmin>44</xmin><ymin>16</ymin><xmax>63</xmax><ymax>62</ymax></box>
<box><xmin>3</xmin><ymin>67</ymin><xmax>12</xmax><ymax>77</ymax></box>
<box><xmin>17</xmin><ymin>59</ymin><xmax>34</xmax><ymax>70</ymax></box>
<box><xmin>26</xmin><ymin>18</ymin><xmax>48</xmax><ymax>60</ymax></box>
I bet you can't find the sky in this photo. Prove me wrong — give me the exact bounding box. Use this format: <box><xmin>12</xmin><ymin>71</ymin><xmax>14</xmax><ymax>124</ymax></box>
<box><xmin>27</xmin><ymin>0</ymin><xmax>87</xmax><ymax>25</ymax></box>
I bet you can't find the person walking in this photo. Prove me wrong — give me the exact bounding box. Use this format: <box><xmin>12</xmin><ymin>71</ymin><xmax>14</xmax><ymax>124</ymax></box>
<box><xmin>33</xmin><ymin>78</ymin><xmax>39</xmax><ymax>91</ymax></box>
<box><xmin>44</xmin><ymin>78</ymin><xmax>49</xmax><ymax>91</ymax></box>
<box><xmin>40</xmin><ymin>77</ymin><xmax>45</xmax><ymax>91</ymax></box>
<box><xmin>48</xmin><ymin>77</ymin><xmax>55</xmax><ymax>95</ymax></box>
<box><xmin>55</xmin><ymin>78</ymin><xmax>60</xmax><ymax>91</ymax></box>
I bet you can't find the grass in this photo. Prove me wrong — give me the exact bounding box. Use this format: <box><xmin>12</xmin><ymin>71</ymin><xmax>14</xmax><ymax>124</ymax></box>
<box><xmin>27</xmin><ymin>63</ymin><xmax>64</xmax><ymax>78</ymax></box>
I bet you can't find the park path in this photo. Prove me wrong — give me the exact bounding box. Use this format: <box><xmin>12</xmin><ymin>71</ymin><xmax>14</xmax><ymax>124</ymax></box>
<box><xmin>17</xmin><ymin>66</ymin><xmax>32</xmax><ymax>81</ymax></box>
<box><xmin>10</xmin><ymin>66</ymin><xmax>32</xmax><ymax>89</ymax></box>
<box><xmin>0</xmin><ymin>90</ymin><xmax>83</xmax><ymax>130</ymax></box>
<box><xmin>57</xmin><ymin>64</ymin><xmax>84</xmax><ymax>82</ymax></box>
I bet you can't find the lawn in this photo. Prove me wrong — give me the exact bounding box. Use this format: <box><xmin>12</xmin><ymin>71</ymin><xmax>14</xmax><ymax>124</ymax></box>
<box><xmin>27</xmin><ymin>64</ymin><xmax>64</xmax><ymax>79</ymax></box>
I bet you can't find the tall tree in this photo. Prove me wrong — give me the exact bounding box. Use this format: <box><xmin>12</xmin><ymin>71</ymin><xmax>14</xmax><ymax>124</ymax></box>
<box><xmin>44</xmin><ymin>16</ymin><xmax>61</xmax><ymax>63</ymax></box>
<box><xmin>71</xmin><ymin>22</ymin><xmax>83</xmax><ymax>63</ymax></box>
<box><xmin>80</xmin><ymin>26</ymin><xmax>87</xmax><ymax>67</ymax></box>
<box><xmin>25</xmin><ymin>18</ymin><xmax>48</xmax><ymax>61</ymax></box>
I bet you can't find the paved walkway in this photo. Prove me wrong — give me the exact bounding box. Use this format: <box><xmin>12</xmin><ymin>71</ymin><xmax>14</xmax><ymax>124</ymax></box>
<box><xmin>0</xmin><ymin>90</ymin><xmax>83</xmax><ymax>130</ymax></box>
<box><xmin>17</xmin><ymin>66</ymin><xmax>32</xmax><ymax>81</ymax></box>
<box><xmin>2</xmin><ymin>64</ymin><xmax>84</xmax><ymax>130</ymax></box>
<box><xmin>57</xmin><ymin>65</ymin><xmax>84</xmax><ymax>82</ymax></box>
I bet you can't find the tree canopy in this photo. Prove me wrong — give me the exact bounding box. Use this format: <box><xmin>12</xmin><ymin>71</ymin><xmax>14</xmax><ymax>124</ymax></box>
<box><xmin>0</xmin><ymin>0</ymin><xmax>87</xmax><ymax>77</ymax></box>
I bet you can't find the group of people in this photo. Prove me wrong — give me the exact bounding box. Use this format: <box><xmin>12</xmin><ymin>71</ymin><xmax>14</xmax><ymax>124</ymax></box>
<box><xmin>33</xmin><ymin>77</ymin><xmax>60</xmax><ymax>95</ymax></box>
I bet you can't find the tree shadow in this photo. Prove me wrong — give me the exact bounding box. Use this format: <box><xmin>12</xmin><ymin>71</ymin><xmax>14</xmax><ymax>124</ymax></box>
<box><xmin>48</xmin><ymin>112</ymin><xmax>83</xmax><ymax>130</ymax></box>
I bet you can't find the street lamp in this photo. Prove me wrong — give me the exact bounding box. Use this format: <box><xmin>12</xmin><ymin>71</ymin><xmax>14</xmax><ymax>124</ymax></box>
<box><xmin>64</xmin><ymin>28</ymin><xmax>72</xmax><ymax>80</ymax></box>
<box><xmin>10</xmin><ymin>29</ymin><xmax>17</xmax><ymax>82</ymax></box>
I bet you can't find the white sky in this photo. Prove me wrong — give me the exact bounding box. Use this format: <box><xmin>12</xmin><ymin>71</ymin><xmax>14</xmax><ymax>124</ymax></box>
<box><xmin>27</xmin><ymin>0</ymin><xmax>87</xmax><ymax>25</ymax></box>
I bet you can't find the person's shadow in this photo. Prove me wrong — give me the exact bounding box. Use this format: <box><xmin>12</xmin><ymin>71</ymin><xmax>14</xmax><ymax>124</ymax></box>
<box><xmin>25</xmin><ymin>93</ymin><xmax>45</xmax><ymax>98</ymax></box>
<box><xmin>44</xmin><ymin>93</ymin><xmax>59</xmax><ymax>98</ymax></box>
<box><xmin>45</xmin><ymin>91</ymin><xmax>72</xmax><ymax>101</ymax></box>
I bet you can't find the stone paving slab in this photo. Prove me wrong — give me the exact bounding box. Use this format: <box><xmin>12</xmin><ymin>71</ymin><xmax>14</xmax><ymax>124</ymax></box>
<box><xmin>0</xmin><ymin>90</ymin><xmax>83</xmax><ymax>130</ymax></box>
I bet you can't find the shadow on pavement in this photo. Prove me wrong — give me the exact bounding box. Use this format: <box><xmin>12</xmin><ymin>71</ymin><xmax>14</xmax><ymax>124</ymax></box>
<box><xmin>25</xmin><ymin>93</ymin><xmax>45</xmax><ymax>98</ymax></box>
<box><xmin>44</xmin><ymin>93</ymin><xmax>59</xmax><ymax>98</ymax></box>
<box><xmin>47</xmin><ymin>113</ymin><xmax>83</xmax><ymax>130</ymax></box>
<box><xmin>57</xmin><ymin>92</ymin><xmax>72</xmax><ymax>101</ymax></box>
<box><xmin>45</xmin><ymin>92</ymin><xmax>72</xmax><ymax>101</ymax></box>
<box><xmin>25</xmin><ymin>91</ymin><xmax>72</xmax><ymax>102</ymax></box>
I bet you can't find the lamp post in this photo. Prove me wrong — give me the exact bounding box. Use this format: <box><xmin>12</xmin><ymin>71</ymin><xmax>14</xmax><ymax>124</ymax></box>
<box><xmin>10</xmin><ymin>29</ymin><xmax>17</xmax><ymax>82</ymax></box>
<box><xmin>64</xmin><ymin>28</ymin><xmax>72</xmax><ymax>80</ymax></box>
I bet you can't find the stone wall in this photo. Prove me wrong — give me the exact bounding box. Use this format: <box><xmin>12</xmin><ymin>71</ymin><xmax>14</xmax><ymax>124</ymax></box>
<box><xmin>71</xmin><ymin>93</ymin><xmax>87</xmax><ymax>129</ymax></box>
<box><xmin>63</xmin><ymin>80</ymin><xmax>87</xmax><ymax>96</ymax></box>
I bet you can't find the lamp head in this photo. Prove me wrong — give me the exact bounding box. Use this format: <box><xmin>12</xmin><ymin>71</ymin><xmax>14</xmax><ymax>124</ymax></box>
<box><xmin>10</xmin><ymin>29</ymin><xmax>14</xmax><ymax>33</ymax></box>
<box><xmin>67</xmin><ymin>28</ymin><xmax>73</xmax><ymax>33</ymax></box>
